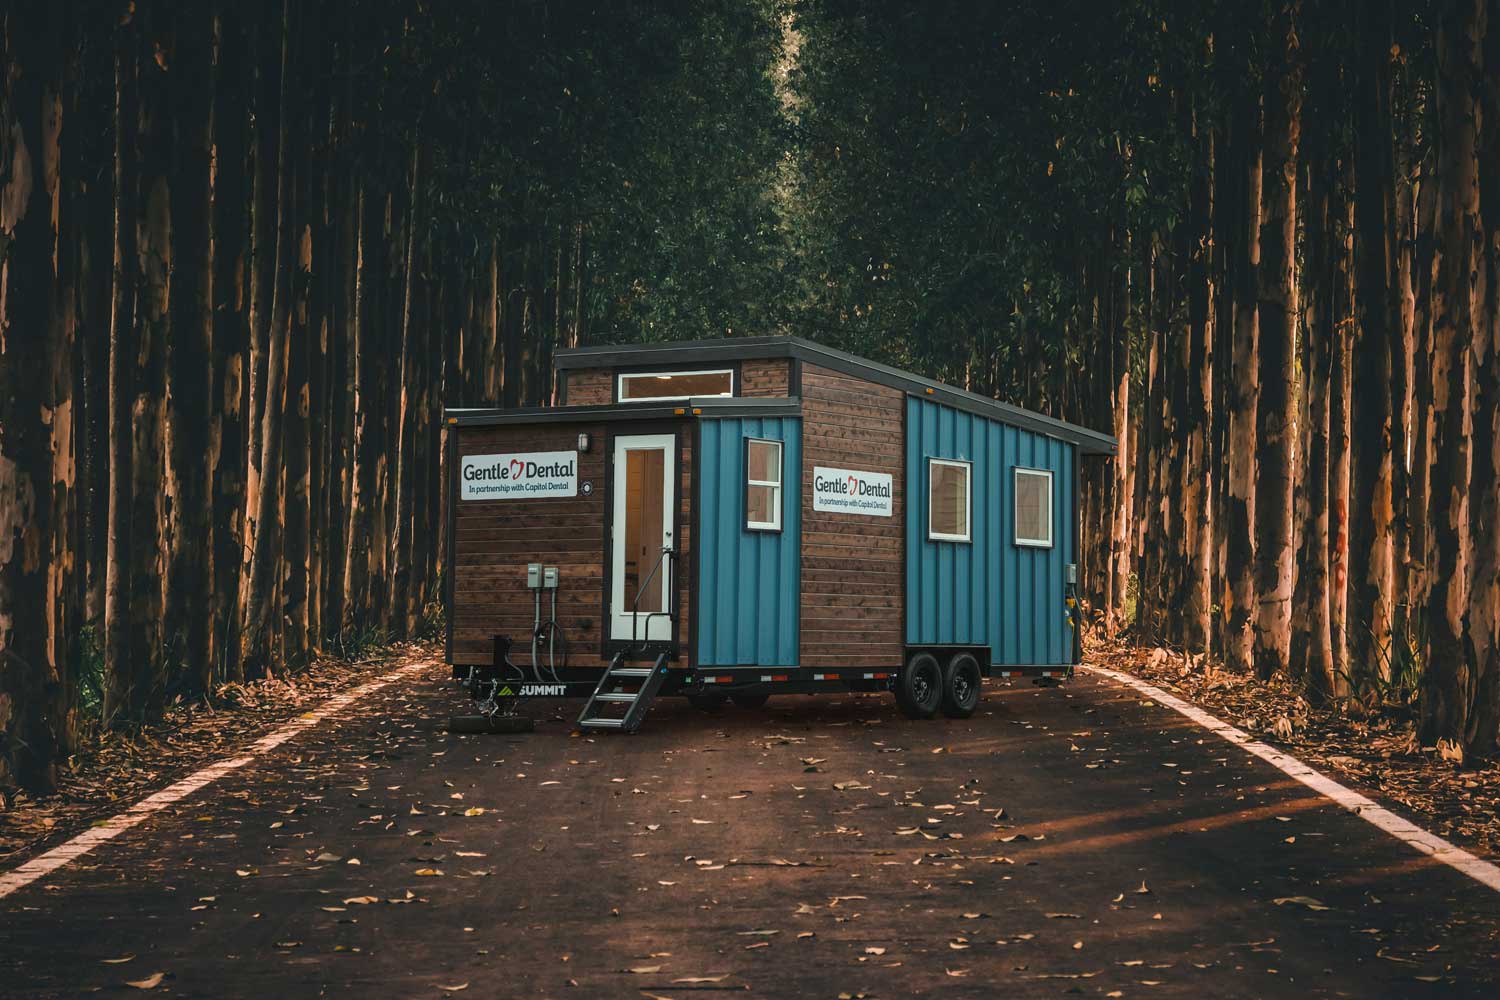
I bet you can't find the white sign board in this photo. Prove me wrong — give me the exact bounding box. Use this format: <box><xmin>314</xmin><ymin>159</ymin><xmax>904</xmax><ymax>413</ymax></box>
<box><xmin>812</xmin><ymin>466</ymin><xmax>894</xmax><ymax>517</ymax></box>
<box><xmin>461</xmin><ymin>451</ymin><xmax>578</xmax><ymax>500</ymax></box>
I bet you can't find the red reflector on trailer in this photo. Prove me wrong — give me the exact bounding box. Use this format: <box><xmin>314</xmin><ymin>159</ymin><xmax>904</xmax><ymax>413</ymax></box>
<box><xmin>715</xmin><ymin>675</ymin><xmax>733</xmax><ymax>684</ymax></box>
<box><xmin>872</xmin><ymin>672</ymin><xmax>890</xmax><ymax>680</ymax></box>
<box><xmin>771</xmin><ymin>674</ymin><xmax>789</xmax><ymax>682</ymax></box>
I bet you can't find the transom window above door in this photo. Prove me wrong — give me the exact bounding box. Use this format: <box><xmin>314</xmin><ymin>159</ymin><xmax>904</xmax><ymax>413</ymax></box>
<box><xmin>617</xmin><ymin>369</ymin><xmax>734</xmax><ymax>402</ymax></box>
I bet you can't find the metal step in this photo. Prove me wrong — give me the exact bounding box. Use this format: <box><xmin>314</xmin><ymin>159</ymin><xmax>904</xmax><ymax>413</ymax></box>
<box><xmin>577</xmin><ymin>651</ymin><xmax>669</xmax><ymax>734</ymax></box>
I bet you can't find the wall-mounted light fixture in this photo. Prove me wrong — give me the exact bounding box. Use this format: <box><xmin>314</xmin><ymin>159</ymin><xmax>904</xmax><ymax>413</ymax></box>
<box><xmin>577</xmin><ymin>432</ymin><xmax>590</xmax><ymax>453</ymax></box>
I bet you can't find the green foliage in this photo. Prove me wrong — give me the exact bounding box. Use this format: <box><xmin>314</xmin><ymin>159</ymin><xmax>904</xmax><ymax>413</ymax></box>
<box><xmin>391</xmin><ymin>0</ymin><xmax>794</xmax><ymax>345</ymax></box>
<box><xmin>74</xmin><ymin>622</ymin><xmax>106</xmax><ymax>724</ymax></box>
<box><xmin>783</xmin><ymin>0</ymin><xmax>1207</xmax><ymax>413</ymax></box>
<box><xmin>1342</xmin><ymin>605</ymin><xmax>1427</xmax><ymax>712</ymax></box>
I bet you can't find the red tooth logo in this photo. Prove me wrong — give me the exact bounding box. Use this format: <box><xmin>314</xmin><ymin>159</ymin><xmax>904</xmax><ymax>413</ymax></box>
<box><xmin>509</xmin><ymin>459</ymin><xmax>525</xmax><ymax>479</ymax></box>
<box><xmin>847</xmin><ymin>475</ymin><xmax>858</xmax><ymax>495</ymax></box>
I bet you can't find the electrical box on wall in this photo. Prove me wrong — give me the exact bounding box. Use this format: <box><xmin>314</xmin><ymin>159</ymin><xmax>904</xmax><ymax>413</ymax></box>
<box><xmin>527</xmin><ymin>563</ymin><xmax>542</xmax><ymax>589</ymax></box>
<box><xmin>1065</xmin><ymin>563</ymin><xmax>1077</xmax><ymax>585</ymax></box>
<box><xmin>543</xmin><ymin>566</ymin><xmax>559</xmax><ymax>590</ymax></box>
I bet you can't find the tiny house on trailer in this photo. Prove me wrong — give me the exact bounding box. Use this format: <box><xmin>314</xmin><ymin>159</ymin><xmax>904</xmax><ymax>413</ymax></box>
<box><xmin>445</xmin><ymin>336</ymin><xmax>1115</xmax><ymax>731</ymax></box>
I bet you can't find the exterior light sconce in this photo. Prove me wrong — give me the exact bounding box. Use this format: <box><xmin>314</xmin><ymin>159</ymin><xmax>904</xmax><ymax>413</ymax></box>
<box><xmin>577</xmin><ymin>432</ymin><xmax>590</xmax><ymax>453</ymax></box>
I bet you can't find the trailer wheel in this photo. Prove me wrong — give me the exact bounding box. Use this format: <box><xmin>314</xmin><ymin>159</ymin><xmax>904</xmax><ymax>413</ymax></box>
<box><xmin>687</xmin><ymin>691</ymin><xmax>728</xmax><ymax>712</ymax></box>
<box><xmin>940</xmin><ymin>653</ymin><xmax>982</xmax><ymax>718</ymax></box>
<box><xmin>896</xmin><ymin>652</ymin><xmax>943</xmax><ymax>719</ymax></box>
<box><xmin>730</xmin><ymin>692</ymin><xmax>769</xmax><ymax>710</ymax></box>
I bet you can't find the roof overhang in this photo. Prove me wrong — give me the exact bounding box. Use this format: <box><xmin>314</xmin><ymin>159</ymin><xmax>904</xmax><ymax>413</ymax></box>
<box><xmin>446</xmin><ymin>396</ymin><xmax>802</xmax><ymax>428</ymax></box>
<box><xmin>554</xmin><ymin>336</ymin><xmax>1116</xmax><ymax>455</ymax></box>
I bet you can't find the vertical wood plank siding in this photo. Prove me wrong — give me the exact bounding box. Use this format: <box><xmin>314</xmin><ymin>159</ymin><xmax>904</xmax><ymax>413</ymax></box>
<box><xmin>695</xmin><ymin>416</ymin><xmax>802</xmax><ymax>665</ymax></box>
<box><xmin>905</xmin><ymin>397</ymin><xmax>1076</xmax><ymax>666</ymax></box>
<box><xmin>798</xmin><ymin>364</ymin><xmax>905</xmax><ymax>668</ymax></box>
<box><xmin>450</xmin><ymin>421</ymin><xmax>691</xmax><ymax>666</ymax></box>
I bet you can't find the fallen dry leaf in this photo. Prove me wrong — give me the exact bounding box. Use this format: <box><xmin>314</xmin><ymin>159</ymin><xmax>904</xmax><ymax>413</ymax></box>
<box><xmin>1272</xmin><ymin>896</ymin><xmax>1330</xmax><ymax>911</ymax></box>
<box><xmin>124</xmin><ymin>973</ymin><xmax>165</xmax><ymax>990</ymax></box>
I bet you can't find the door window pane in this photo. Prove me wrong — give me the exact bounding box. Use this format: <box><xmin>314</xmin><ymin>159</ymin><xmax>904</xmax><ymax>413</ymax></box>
<box><xmin>624</xmin><ymin>448</ymin><xmax>666</xmax><ymax>610</ymax></box>
<box><xmin>928</xmin><ymin>459</ymin><xmax>971</xmax><ymax>542</ymax></box>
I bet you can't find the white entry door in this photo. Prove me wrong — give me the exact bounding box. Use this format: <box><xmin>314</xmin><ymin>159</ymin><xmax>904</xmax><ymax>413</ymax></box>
<box><xmin>610</xmin><ymin>434</ymin><xmax>676</xmax><ymax>642</ymax></box>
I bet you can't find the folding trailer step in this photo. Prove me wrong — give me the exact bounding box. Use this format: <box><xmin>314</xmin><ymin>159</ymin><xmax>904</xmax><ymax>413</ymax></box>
<box><xmin>577</xmin><ymin>651</ymin><xmax>670</xmax><ymax>733</ymax></box>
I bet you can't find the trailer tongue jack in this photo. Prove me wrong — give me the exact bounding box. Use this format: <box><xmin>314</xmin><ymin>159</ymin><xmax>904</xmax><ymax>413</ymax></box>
<box><xmin>448</xmin><ymin>635</ymin><xmax>536</xmax><ymax>734</ymax></box>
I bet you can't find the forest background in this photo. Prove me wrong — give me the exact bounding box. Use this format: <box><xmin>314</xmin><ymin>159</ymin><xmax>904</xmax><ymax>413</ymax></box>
<box><xmin>2</xmin><ymin>0</ymin><xmax>1497</xmax><ymax>795</ymax></box>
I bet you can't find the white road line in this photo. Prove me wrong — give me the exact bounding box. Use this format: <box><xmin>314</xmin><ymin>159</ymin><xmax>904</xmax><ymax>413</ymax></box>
<box><xmin>0</xmin><ymin>660</ymin><xmax>429</xmax><ymax>901</ymax></box>
<box><xmin>1082</xmin><ymin>663</ymin><xmax>1500</xmax><ymax>894</ymax></box>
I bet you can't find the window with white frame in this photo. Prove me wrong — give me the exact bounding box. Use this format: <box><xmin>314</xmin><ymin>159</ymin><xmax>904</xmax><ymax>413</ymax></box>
<box><xmin>927</xmin><ymin>458</ymin><xmax>971</xmax><ymax>542</ymax></box>
<box><xmin>1014</xmin><ymin>467</ymin><xmax>1053</xmax><ymax>547</ymax></box>
<box><xmin>745</xmin><ymin>438</ymin><xmax>782</xmax><ymax>531</ymax></box>
<box><xmin>617</xmin><ymin>369</ymin><xmax>734</xmax><ymax>402</ymax></box>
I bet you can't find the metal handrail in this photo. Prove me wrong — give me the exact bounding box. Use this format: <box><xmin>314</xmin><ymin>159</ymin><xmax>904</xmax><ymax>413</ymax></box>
<box><xmin>630</xmin><ymin>545</ymin><xmax>675</xmax><ymax>648</ymax></box>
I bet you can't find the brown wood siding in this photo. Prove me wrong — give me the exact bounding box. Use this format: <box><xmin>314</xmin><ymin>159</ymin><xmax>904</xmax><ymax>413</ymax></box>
<box><xmin>740</xmin><ymin>358</ymin><xmax>790</xmax><ymax>396</ymax></box>
<box><xmin>565</xmin><ymin>359</ymin><xmax>789</xmax><ymax>405</ymax></box>
<box><xmin>450</xmin><ymin>420</ymin><xmax>692</xmax><ymax>667</ymax></box>
<box><xmin>564</xmin><ymin>368</ymin><xmax>613</xmax><ymax>406</ymax></box>
<box><xmin>799</xmin><ymin>364</ymin><xmax>905</xmax><ymax>668</ymax></box>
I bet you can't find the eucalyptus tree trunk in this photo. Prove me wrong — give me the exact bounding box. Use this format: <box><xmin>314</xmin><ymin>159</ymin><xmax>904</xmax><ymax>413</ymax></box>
<box><xmin>1253</xmin><ymin>0</ymin><xmax>1302</xmax><ymax>680</ymax></box>
<box><xmin>132</xmin><ymin>1</ymin><xmax>173</xmax><ymax>709</ymax></box>
<box><xmin>1179</xmin><ymin>111</ymin><xmax>1214</xmax><ymax>653</ymax></box>
<box><xmin>103</xmin><ymin>6</ymin><xmax>141</xmax><ymax>726</ymax></box>
<box><xmin>1349</xmin><ymin>1</ymin><xmax>1398</xmax><ymax>686</ymax></box>
<box><xmin>1329</xmin><ymin>156</ymin><xmax>1355</xmax><ymax>693</ymax></box>
<box><xmin>1109</xmin><ymin>235</ymin><xmax>1133</xmax><ymax>634</ymax></box>
<box><xmin>389</xmin><ymin>144</ymin><xmax>421</xmax><ymax>635</ymax></box>
<box><xmin>1420</xmin><ymin>0</ymin><xmax>1481</xmax><ymax>746</ymax></box>
<box><xmin>341</xmin><ymin>184</ymin><xmax>376</xmax><ymax>634</ymax></box>
<box><xmin>1466</xmin><ymin>5</ymin><xmax>1500</xmax><ymax>755</ymax></box>
<box><xmin>0</xmin><ymin>3</ymin><xmax>65</xmax><ymax>793</ymax></box>
<box><xmin>1295</xmin><ymin>27</ymin><xmax>1337</xmax><ymax>701</ymax></box>
<box><xmin>163</xmin><ymin>4</ymin><xmax>217</xmax><ymax>694</ymax></box>
<box><xmin>1408</xmin><ymin>149</ymin><xmax>1437</xmax><ymax>616</ymax></box>
<box><xmin>212</xmin><ymin>6</ymin><xmax>252</xmax><ymax>684</ymax></box>
<box><xmin>240</xmin><ymin>0</ymin><xmax>295</xmax><ymax>678</ymax></box>
<box><xmin>1225</xmin><ymin>82</ymin><xmax>1263</xmax><ymax>674</ymax></box>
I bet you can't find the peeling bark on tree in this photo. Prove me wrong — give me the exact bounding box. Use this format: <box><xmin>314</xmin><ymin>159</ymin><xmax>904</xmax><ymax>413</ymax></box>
<box><xmin>1253</xmin><ymin>2</ymin><xmax>1301</xmax><ymax>681</ymax></box>
<box><xmin>1349</xmin><ymin>2</ymin><xmax>1398</xmax><ymax>683</ymax></box>
<box><xmin>1421</xmin><ymin>0</ymin><xmax>1482</xmax><ymax>746</ymax></box>
<box><xmin>1225</xmin><ymin>82</ymin><xmax>1262</xmax><ymax>674</ymax></box>
<box><xmin>0</xmin><ymin>4</ymin><xmax>65</xmax><ymax>794</ymax></box>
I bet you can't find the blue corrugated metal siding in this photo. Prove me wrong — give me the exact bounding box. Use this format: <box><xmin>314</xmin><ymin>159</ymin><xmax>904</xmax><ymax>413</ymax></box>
<box><xmin>696</xmin><ymin>418</ymin><xmax>802</xmax><ymax>666</ymax></box>
<box><xmin>905</xmin><ymin>397</ymin><xmax>1075</xmax><ymax>666</ymax></box>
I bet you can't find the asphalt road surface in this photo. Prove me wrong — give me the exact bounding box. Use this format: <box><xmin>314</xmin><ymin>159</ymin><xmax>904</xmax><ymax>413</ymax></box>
<box><xmin>4</xmin><ymin>660</ymin><xmax>1499</xmax><ymax>998</ymax></box>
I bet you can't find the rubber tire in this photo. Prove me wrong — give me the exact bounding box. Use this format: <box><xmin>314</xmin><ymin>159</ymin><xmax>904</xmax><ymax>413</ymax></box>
<box><xmin>730</xmin><ymin>692</ymin><xmax>770</xmax><ymax>710</ymax></box>
<box><xmin>896</xmin><ymin>652</ymin><xmax>943</xmax><ymax>719</ymax></box>
<box><xmin>687</xmin><ymin>691</ymin><xmax>728</xmax><ymax>712</ymax></box>
<box><xmin>940</xmin><ymin>653</ymin><xmax>982</xmax><ymax>719</ymax></box>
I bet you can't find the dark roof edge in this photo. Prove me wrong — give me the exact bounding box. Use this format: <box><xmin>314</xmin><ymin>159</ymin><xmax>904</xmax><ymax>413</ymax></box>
<box><xmin>555</xmin><ymin>336</ymin><xmax>1116</xmax><ymax>455</ymax></box>
<box><xmin>445</xmin><ymin>397</ymin><xmax>802</xmax><ymax>427</ymax></box>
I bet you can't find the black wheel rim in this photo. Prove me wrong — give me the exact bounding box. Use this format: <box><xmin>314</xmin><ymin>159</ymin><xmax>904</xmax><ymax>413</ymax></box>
<box><xmin>953</xmin><ymin>671</ymin><xmax>972</xmax><ymax>704</ymax></box>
